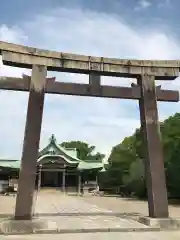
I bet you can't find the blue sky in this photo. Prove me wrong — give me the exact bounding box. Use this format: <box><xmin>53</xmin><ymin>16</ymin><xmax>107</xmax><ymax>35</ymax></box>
<box><xmin>0</xmin><ymin>0</ymin><xmax>180</xmax><ymax>160</ymax></box>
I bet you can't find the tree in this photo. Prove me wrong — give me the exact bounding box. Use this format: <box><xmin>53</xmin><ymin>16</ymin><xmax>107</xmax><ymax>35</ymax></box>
<box><xmin>105</xmin><ymin>133</ymin><xmax>141</xmax><ymax>196</ymax></box>
<box><xmin>59</xmin><ymin>113</ymin><xmax>180</xmax><ymax>199</ymax></box>
<box><xmin>60</xmin><ymin>141</ymin><xmax>105</xmax><ymax>161</ymax></box>
<box><xmin>161</xmin><ymin>113</ymin><xmax>180</xmax><ymax>198</ymax></box>
<box><xmin>124</xmin><ymin>158</ymin><xmax>146</xmax><ymax>198</ymax></box>
<box><xmin>106</xmin><ymin>112</ymin><xmax>180</xmax><ymax>199</ymax></box>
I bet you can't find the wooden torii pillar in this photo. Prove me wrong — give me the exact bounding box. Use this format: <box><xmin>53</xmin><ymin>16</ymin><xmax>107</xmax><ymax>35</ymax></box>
<box><xmin>0</xmin><ymin>41</ymin><xmax>179</xmax><ymax>220</ymax></box>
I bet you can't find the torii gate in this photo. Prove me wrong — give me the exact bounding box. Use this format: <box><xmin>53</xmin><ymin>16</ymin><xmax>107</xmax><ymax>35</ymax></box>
<box><xmin>0</xmin><ymin>41</ymin><xmax>179</xmax><ymax>220</ymax></box>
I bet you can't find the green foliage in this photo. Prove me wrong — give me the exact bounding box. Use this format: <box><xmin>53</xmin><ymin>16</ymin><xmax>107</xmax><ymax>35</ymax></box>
<box><xmin>104</xmin><ymin>113</ymin><xmax>180</xmax><ymax>199</ymax></box>
<box><xmin>60</xmin><ymin>113</ymin><xmax>180</xmax><ymax>199</ymax></box>
<box><xmin>60</xmin><ymin>141</ymin><xmax>105</xmax><ymax>161</ymax></box>
<box><xmin>161</xmin><ymin>113</ymin><xmax>180</xmax><ymax>198</ymax></box>
<box><xmin>126</xmin><ymin>159</ymin><xmax>146</xmax><ymax>198</ymax></box>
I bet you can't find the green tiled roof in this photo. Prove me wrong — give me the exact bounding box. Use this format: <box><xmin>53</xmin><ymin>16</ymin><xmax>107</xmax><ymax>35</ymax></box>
<box><xmin>39</xmin><ymin>134</ymin><xmax>81</xmax><ymax>162</ymax></box>
<box><xmin>0</xmin><ymin>160</ymin><xmax>20</xmax><ymax>169</ymax></box>
<box><xmin>77</xmin><ymin>161</ymin><xmax>103</xmax><ymax>171</ymax></box>
<box><xmin>0</xmin><ymin>135</ymin><xmax>106</xmax><ymax>171</ymax></box>
<box><xmin>59</xmin><ymin>147</ymin><xmax>78</xmax><ymax>159</ymax></box>
<box><xmin>99</xmin><ymin>166</ymin><xmax>107</xmax><ymax>172</ymax></box>
<box><xmin>37</xmin><ymin>154</ymin><xmax>79</xmax><ymax>164</ymax></box>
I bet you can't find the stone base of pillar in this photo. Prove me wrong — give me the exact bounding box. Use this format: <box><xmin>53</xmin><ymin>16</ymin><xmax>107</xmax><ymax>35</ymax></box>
<box><xmin>139</xmin><ymin>216</ymin><xmax>180</xmax><ymax>229</ymax></box>
<box><xmin>0</xmin><ymin>219</ymin><xmax>58</xmax><ymax>234</ymax></box>
<box><xmin>14</xmin><ymin>215</ymin><xmax>32</xmax><ymax>221</ymax></box>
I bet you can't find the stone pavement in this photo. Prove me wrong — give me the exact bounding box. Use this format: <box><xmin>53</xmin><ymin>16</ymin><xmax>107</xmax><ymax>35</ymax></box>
<box><xmin>2</xmin><ymin>231</ymin><xmax>180</xmax><ymax>239</ymax></box>
<box><xmin>1</xmin><ymin>190</ymin><xmax>180</xmax><ymax>236</ymax></box>
<box><xmin>82</xmin><ymin>194</ymin><xmax>180</xmax><ymax>218</ymax></box>
<box><xmin>33</xmin><ymin>191</ymin><xmax>147</xmax><ymax>230</ymax></box>
<box><xmin>1</xmin><ymin>189</ymin><xmax>180</xmax><ymax>218</ymax></box>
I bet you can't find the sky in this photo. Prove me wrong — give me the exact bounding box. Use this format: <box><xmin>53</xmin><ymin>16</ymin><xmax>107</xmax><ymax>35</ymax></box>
<box><xmin>0</xmin><ymin>0</ymin><xmax>180</xmax><ymax>160</ymax></box>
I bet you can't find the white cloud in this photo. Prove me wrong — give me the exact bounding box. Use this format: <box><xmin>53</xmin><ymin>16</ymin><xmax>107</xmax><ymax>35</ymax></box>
<box><xmin>158</xmin><ymin>0</ymin><xmax>171</xmax><ymax>8</ymax></box>
<box><xmin>134</xmin><ymin>0</ymin><xmax>152</xmax><ymax>10</ymax></box>
<box><xmin>0</xmin><ymin>7</ymin><xmax>180</xmax><ymax>159</ymax></box>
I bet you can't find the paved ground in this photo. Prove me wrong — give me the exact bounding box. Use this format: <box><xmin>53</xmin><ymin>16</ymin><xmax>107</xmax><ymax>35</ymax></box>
<box><xmin>34</xmin><ymin>190</ymin><xmax>147</xmax><ymax>229</ymax></box>
<box><xmin>2</xmin><ymin>232</ymin><xmax>180</xmax><ymax>239</ymax></box>
<box><xmin>81</xmin><ymin>194</ymin><xmax>180</xmax><ymax>218</ymax></box>
<box><xmin>1</xmin><ymin>189</ymin><xmax>180</xmax><ymax>238</ymax></box>
<box><xmin>1</xmin><ymin>189</ymin><xmax>180</xmax><ymax>218</ymax></box>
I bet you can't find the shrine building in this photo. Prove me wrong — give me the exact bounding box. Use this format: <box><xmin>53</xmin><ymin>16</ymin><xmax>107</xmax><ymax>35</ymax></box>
<box><xmin>0</xmin><ymin>135</ymin><xmax>106</xmax><ymax>192</ymax></box>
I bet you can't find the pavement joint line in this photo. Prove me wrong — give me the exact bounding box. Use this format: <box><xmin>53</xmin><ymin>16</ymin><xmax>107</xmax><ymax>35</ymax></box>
<box><xmin>3</xmin><ymin>227</ymin><xmax>180</xmax><ymax>235</ymax></box>
<box><xmin>34</xmin><ymin>212</ymin><xmax>142</xmax><ymax>217</ymax></box>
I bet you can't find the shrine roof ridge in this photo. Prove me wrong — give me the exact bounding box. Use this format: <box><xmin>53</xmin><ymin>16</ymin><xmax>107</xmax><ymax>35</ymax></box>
<box><xmin>1</xmin><ymin>41</ymin><xmax>180</xmax><ymax>69</ymax></box>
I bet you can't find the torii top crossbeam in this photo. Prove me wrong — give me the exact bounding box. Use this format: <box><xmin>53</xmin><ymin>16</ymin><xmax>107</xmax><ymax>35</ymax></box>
<box><xmin>0</xmin><ymin>41</ymin><xmax>180</xmax><ymax>79</ymax></box>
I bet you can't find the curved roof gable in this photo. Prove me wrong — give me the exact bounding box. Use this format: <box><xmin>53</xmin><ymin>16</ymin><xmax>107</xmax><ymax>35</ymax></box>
<box><xmin>0</xmin><ymin>135</ymin><xmax>106</xmax><ymax>171</ymax></box>
<box><xmin>37</xmin><ymin>154</ymin><xmax>79</xmax><ymax>164</ymax></box>
<box><xmin>38</xmin><ymin>134</ymin><xmax>81</xmax><ymax>162</ymax></box>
